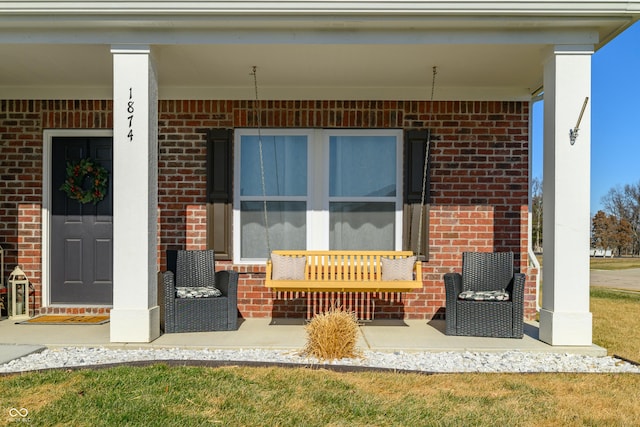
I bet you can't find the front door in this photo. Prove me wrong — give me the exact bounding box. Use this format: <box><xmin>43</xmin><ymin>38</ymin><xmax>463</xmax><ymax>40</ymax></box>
<box><xmin>51</xmin><ymin>136</ymin><xmax>113</xmax><ymax>304</ymax></box>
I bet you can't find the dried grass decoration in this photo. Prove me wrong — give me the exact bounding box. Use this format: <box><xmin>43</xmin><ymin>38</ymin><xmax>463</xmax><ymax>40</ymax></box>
<box><xmin>302</xmin><ymin>306</ymin><xmax>362</xmax><ymax>361</ymax></box>
<box><xmin>60</xmin><ymin>158</ymin><xmax>108</xmax><ymax>204</ymax></box>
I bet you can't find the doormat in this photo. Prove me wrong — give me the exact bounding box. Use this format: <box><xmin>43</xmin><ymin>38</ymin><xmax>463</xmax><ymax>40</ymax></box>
<box><xmin>19</xmin><ymin>315</ymin><xmax>110</xmax><ymax>325</ymax></box>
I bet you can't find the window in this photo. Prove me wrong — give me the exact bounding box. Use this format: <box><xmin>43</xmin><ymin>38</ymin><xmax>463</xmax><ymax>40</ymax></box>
<box><xmin>233</xmin><ymin>129</ymin><xmax>403</xmax><ymax>263</ymax></box>
<box><xmin>237</xmin><ymin>131</ymin><xmax>308</xmax><ymax>261</ymax></box>
<box><xmin>329</xmin><ymin>135</ymin><xmax>399</xmax><ymax>250</ymax></box>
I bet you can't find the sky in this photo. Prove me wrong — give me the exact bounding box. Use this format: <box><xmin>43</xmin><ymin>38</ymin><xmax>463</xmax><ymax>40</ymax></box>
<box><xmin>532</xmin><ymin>20</ymin><xmax>640</xmax><ymax>215</ymax></box>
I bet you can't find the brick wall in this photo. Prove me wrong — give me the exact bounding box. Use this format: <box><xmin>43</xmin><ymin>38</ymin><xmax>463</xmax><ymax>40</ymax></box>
<box><xmin>1</xmin><ymin>101</ymin><xmax>43</xmax><ymax>281</ymax></box>
<box><xmin>1</xmin><ymin>100</ymin><xmax>112</xmax><ymax>315</ymax></box>
<box><xmin>157</xmin><ymin>100</ymin><xmax>535</xmax><ymax>320</ymax></box>
<box><xmin>1</xmin><ymin>99</ymin><xmax>536</xmax><ymax>320</ymax></box>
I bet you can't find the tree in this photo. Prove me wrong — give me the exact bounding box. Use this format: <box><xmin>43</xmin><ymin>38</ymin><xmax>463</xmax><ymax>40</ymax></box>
<box><xmin>592</xmin><ymin>210</ymin><xmax>635</xmax><ymax>256</ymax></box>
<box><xmin>616</xmin><ymin>218</ymin><xmax>634</xmax><ymax>255</ymax></box>
<box><xmin>602</xmin><ymin>181</ymin><xmax>640</xmax><ymax>255</ymax></box>
<box><xmin>592</xmin><ymin>210</ymin><xmax>615</xmax><ymax>252</ymax></box>
<box><xmin>531</xmin><ymin>177</ymin><xmax>543</xmax><ymax>252</ymax></box>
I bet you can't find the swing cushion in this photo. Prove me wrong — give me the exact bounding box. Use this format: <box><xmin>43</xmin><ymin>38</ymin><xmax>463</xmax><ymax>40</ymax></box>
<box><xmin>381</xmin><ymin>256</ymin><xmax>417</xmax><ymax>281</ymax></box>
<box><xmin>271</xmin><ymin>253</ymin><xmax>307</xmax><ymax>280</ymax></box>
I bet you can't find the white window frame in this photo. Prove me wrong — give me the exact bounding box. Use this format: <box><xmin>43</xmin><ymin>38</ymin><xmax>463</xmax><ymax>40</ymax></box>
<box><xmin>233</xmin><ymin>128</ymin><xmax>403</xmax><ymax>264</ymax></box>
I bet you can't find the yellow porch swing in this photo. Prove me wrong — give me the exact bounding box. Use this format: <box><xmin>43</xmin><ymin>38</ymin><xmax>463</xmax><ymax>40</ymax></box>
<box><xmin>252</xmin><ymin>66</ymin><xmax>437</xmax><ymax>294</ymax></box>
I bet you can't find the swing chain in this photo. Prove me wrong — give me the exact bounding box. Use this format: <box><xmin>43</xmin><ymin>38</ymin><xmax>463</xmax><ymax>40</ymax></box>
<box><xmin>251</xmin><ymin>65</ymin><xmax>435</xmax><ymax>259</ymax></box>
<box><xmin>251</xmin><ymin>66</ymin><xmax>272</xmax><ymax>258</ymax></box>
<box><xmin>416</xmin><ymin>66</ymin><xmax>437</xmax><ymax>258</ymax></box>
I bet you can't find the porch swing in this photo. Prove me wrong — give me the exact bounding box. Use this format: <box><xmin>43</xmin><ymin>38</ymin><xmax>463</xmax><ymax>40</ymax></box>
<box><xmin>255</xmin><ymin>66</ymin><xmax>436</xmax><ymax>294</ymax></box>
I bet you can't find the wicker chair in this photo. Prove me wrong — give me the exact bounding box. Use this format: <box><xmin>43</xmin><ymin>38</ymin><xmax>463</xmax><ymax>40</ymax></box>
<box><xmin>443</xmin><ymin>252</ymin><xmax>525</xmax><ymax>338</ymax></box>
<box><xmin>161</xmin><ymin>250</ymin><xmax>238</xmax><ymax>333</ymax></box>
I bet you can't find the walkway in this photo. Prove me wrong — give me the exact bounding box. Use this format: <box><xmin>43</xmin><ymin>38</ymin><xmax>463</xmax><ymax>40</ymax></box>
<box><xmin>590</xmin><ymin>268</ymin><xmax>640</xmax><ymax>292</ymax></box>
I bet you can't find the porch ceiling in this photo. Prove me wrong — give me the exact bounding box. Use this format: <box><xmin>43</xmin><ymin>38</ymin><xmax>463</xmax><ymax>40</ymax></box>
<box><xmin>1</xmin><ymin>43</ymin><xmax>551</xmax><ymax>100</ymax></box>
<box><xmin>0</xmin><ymin>2</ymin><xmax>638</xmax><ymax>101</ymax></box>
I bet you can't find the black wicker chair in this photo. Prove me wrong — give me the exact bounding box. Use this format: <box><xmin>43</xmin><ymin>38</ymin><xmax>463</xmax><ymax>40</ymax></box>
<box><xmin>444</xmin><ymin>252</ymin><xmax>525</xmax><ymax>338</ymax></box>
<box><xmin>161</xmin><ymin>250</ymin><xmax>238</xmax><ymax>333</ymax></box>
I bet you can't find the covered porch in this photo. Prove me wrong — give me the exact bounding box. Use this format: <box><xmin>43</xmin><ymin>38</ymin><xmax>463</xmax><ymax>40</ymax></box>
<box><xmin>2</xmin><ymin>2</ymin><xmax>639</xmax><ymax>346</ymax></box>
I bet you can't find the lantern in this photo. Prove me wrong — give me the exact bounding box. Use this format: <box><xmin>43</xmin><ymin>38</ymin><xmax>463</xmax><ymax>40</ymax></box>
<box><xmin>8</xmin><ymin>266</ymin><xmax>30</xmax><ymax>319</ymax></box>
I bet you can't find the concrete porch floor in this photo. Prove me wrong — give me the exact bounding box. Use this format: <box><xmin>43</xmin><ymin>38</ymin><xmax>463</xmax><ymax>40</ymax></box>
<box><xmin>0</xmin><ymin>317</ymin><xmax>607</xmax><ymax>366</ymax></box>
<box><xmin>4</xmin><ymin>267</ymin><xmax>637</xmax><ymax>366</ymax></box>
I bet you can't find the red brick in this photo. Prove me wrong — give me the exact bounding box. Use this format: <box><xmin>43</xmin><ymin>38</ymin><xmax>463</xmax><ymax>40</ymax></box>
<box><xmin>2</xmin><ymin>98</ymin><xmax>535</xmax><ymax>321</ymax></box>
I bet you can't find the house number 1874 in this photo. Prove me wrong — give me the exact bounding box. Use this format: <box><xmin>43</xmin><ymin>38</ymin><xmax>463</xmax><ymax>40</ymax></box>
<box><xmin>127</xmin><ymin>87</ymin><xmax>134</xmax><ymax>142</ymax></box>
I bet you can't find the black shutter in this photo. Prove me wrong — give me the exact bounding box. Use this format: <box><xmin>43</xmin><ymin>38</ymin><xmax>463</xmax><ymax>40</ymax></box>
<box><xmin>206</xmin><ymin>129</ymin><xmax>233</xmax><ymax>259</ymax></box>
<box><xmin>403</xmin><ymin>129</ymin><xmax>430</xmax><ymax>261</ymax></box>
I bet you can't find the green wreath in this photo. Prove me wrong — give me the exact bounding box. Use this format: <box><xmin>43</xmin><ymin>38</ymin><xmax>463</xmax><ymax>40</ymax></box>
<box><xmin>60</xmin><ymin>158</ymin><xmax>109</xmax><ymax>204</ymax></box>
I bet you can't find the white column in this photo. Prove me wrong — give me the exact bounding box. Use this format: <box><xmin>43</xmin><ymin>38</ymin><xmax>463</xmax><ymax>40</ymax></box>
<box><xmin>110</xmin><ymin>45</ymin><xmax>160</xmax><ymax>342</ymax></box>
<box><xmin>539</xmin><ymin>45</ymin><xmax>593</xmax><ymax>346</ymax></box>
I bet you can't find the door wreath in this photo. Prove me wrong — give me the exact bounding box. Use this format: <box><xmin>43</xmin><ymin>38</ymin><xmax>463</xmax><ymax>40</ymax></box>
<box><xmin>60</xmin><ymin>158</ymin><xmax>109</xmax><ymax>204</ymax></box>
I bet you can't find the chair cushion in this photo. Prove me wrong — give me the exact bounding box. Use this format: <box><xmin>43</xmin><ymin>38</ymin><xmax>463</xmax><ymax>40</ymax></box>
<box><xmin>176</xmin><ymin>286</ymin><xmax>222</xmax><ymax>299</ymax></box>
<box><xmin>271</xmin><ymin>253</ymin><xmax>306</xmax><ymax>280</ymax></box>
<box><xmin>458</xmin><ymin>289</ymin><xmax>510</xmax><ymax>301</ymax></box>
<box><xmin>381</xmin><ymin>256</ymin><xmax>416</xmax><ymax>281</ymax></box>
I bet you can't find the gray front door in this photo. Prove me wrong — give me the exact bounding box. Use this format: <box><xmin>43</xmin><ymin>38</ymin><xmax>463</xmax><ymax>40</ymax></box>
<box><xmin>51</xmin><ymin>136</ymin><xmax>113</xmax><ymax>304</ymax></box>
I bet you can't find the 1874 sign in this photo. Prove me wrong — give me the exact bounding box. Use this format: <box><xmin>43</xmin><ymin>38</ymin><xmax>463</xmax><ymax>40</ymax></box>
<box><xmin>127</xmin><ymin>87</ymin><xmax>134</xmax><ymax>142</ymax></box>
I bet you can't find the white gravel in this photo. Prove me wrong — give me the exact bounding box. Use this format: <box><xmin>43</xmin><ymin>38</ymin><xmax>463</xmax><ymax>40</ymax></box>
<box><xmin>1</xmin><ymin>347</ymin><xmax>639</xmax><ymax>374</ymax></box>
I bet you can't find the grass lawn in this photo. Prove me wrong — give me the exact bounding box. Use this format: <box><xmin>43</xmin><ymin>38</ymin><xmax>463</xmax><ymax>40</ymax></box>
<box><xmin>2</xmin><ymin>264</ymin><xmax>640</xmax><ymax>426</ymax></box>
<box><xmin>536</xmin><ymin>255</ymin><xmax>640</xmax><ymax>270</ymax></box>
<box><xmin>1</xmin><ymin>364</ymin><xmax>639</xmax><ymax>426</ymax></box>
<box><xmin>590</xmin><ymin>257</ymin><xmax>640</xmax><ymax>270</ymax></box>
<box><xmin>591</xmin><ymin>287</ymin><xmax>640</xmax><ymax>362</ymax></box>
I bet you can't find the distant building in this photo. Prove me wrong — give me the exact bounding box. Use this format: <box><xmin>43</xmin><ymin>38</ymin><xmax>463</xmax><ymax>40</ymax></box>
<box><xmin>591</xmin><ymin>248</ymin><xmax>614</xmax><ymax>258</ymax></box>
